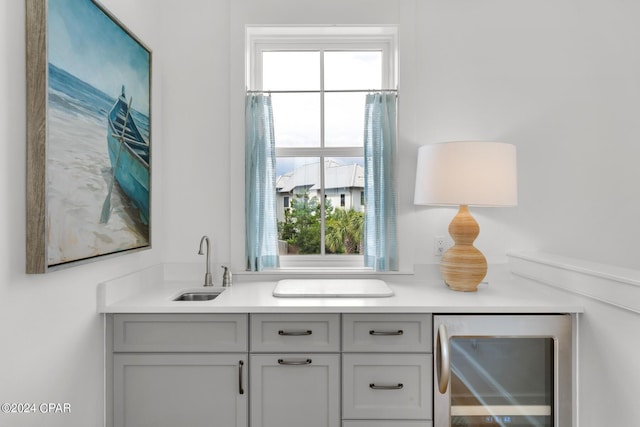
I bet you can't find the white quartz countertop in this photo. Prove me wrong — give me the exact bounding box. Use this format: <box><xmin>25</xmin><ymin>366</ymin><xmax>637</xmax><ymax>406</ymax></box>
<box><xmin>98</xmin><ymin>266</ymin><xmax>583</xmax><ymax>314</ymax></box>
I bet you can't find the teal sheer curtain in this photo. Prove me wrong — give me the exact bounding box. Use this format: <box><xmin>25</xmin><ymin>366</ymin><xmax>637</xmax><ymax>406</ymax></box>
<box><xmin>245</xmin><ymin>94</ymin><xmax>279</xmax><ymax>271</ymax></box>
<box><xmin>363</xmin><ymin>93</ymin><xmax>398</xmax><ymax>271</ymax></box>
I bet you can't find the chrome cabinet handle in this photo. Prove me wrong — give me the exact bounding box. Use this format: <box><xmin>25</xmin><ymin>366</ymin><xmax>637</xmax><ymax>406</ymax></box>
<box><xmin>369</xmin><ymin>383</ymin><xmax>404</xmax><ymax>390</ymax></box>
<box><xmin>238</xmin><ymin>360</ymin><xmax>245</xmax><ymax>395</ymax></box>
<box><xmin>277</xmin><ymin>358</ymin><xmax>312</xmax><ymax>365</ymax></box>
<box><xmin>436</xmin><ymin>323</ymin><xmax>451</xmax><ymax>394</ymax></box>
<box><xmin>278</xmin><ymin>330</ymin><xmax>312</xmax><ymax>336</ymax></box>
<box><xmin>369</xmin><ymin>330</ymin><xmax>404</xmax><ymax>336</ymax></box>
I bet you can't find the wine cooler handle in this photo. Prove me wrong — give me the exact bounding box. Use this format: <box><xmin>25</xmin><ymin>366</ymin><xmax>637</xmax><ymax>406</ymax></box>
<box><xmin>436</xmin><ymin>323</ymin><xmax>451</xmax><ymax>394</ymax></box>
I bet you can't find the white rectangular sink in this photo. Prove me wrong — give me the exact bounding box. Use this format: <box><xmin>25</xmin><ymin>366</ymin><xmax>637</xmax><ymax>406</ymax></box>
<box><xmin>273</xmin><ymin>279</ymin><xmax>393</xmax><ymax>298</ymax></box>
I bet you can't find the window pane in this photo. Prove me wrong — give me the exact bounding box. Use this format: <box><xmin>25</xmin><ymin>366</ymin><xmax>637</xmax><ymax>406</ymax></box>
<box><xmin>276</xmin><ymin>157</ymin><xmax>322</xmax><ymax>255</ymax></box>
<box><xmin>324</xmin><ymin>92</ymin><xmax>367</xmax><ymax>147</ymax></box>
<box><xmin>324</xmin><ymin>51</ymin><xmax>382</xmax><ymax>90</ymax></box>
<box><xmin>271</xmin><ymin>93</ymin><xmax>320</xmax><ymax>147</ymax></box>
<box><xmin>324</xmin><ymin>157</ymin><xmax>365</xmax><ymax>255</ymax></box>
<box><xmin>263</xmin><ymin>51</ymin><xmax>320</xmax><ymax>91</ymax></box>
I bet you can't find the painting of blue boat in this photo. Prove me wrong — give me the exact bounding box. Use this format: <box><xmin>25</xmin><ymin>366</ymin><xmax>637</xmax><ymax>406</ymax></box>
<box><xmin>36</xmin><ymin>0</ymin><xmax>152</xmax><ymax>270</ymax></box>
<box><xmin>105</xmin><ymin>86</ymin><xmax>150</xmax><ymax>225</ymax></box>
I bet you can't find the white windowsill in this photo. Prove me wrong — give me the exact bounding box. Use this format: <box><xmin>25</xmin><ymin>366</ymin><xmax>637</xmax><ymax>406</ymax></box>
<box><xmin>234</xmin><ymin>267</ymin><xmax>416</xmax><ymax>278</ymax></box>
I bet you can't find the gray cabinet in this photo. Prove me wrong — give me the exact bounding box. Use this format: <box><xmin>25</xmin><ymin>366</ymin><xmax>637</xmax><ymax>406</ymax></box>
<box><xmin>108</xmin><ymin>314</ymin><xmax>248</xmax><ymax>427</ymax></box>
<box><xmin>343</xmin><ymin>353</ymin><xmax>432</xmax><ymax>420</ymax></box>
<box><xmin>250</xmin><ymin>314</ymin><xmax>341</xmax><ymax>427</ymax></box>
<box><xmin>113</xmin><ymin>354</ymin><xmax>247</xmax><ymax>427</ymax></box>
<box><xmin>250</xmin><ymin>354</ymin><xmax>340</xmax><ymax>427</ymax></box>
<box><xmin>342</xmin><ymin>314</ymin><xmax>433</xmax><ymax>427</ymax></box>
<box><xmin>250</xmin><ymin>313</ymin><xmax>340</xmax><ymax>352</ymax></box>
<box><xmin>113</xmin><ymin>313</ymin><xmax>247</xmax><ymax>352</ymax></box>
<box><xmin>342</xmin><ymin>313</ymin><xmax>432</xmax><ymax>353</ymax></box>
<box><xmin>107</xmin><ymin>312</ymin><xmax>434</xmax><ymax>427</ymax></box>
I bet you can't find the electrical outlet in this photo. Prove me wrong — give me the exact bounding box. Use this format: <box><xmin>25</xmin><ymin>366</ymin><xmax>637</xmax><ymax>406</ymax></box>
<box><xmin>434</xmin><ymin>236</ymin><xmax>446</xmax><ymax>256</ymax></box>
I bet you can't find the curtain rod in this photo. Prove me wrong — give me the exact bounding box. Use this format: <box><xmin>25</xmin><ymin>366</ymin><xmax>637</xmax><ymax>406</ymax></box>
<box><xmin>246</xmin><ymin>89</ymin><xmax>397</xmax><ymax>94</ymax></box>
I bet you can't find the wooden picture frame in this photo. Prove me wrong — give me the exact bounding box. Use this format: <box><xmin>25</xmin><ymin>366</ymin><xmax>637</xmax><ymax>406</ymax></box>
<box><xmin>26</xmin><ymin>0</ymin><xmax>152</xmax><ymax>273</ymax></box>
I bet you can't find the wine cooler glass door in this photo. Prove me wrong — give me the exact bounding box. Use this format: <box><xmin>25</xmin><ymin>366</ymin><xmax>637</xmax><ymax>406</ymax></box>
<box><xmin>434</xmin><ymin>315</ymin><xmax>572</xmax><ymax>427</ymax></box>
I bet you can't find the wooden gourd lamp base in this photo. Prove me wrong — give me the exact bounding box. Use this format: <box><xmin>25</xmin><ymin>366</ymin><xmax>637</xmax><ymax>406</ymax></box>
<box><xmin>413</xmin><ymin>141</ymin><xmax>517</xmax><ymax>293</ymax></box>
<box><xmin>440</xmin><ymin>205</ymin><xmax>487</xmax><ymax>292</ymax></box>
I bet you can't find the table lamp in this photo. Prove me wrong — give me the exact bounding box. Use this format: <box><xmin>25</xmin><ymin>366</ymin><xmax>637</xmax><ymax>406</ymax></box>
<box><xmin>413</xmin><ymin>141</ymin><xmax>517</xmax><ymax>292</ymax></box>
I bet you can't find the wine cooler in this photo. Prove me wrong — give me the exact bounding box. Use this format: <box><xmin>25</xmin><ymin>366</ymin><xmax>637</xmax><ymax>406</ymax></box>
<box><xmin>434</xmin><ymin>315</ymin><xmax>572</xmax><ymax>427</ymax></box>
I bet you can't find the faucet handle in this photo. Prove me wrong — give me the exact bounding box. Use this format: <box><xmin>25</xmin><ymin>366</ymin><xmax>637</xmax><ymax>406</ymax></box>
<box><xmin>221</xmin><ymin>265</ymin><xmax>232</xmax><ymax>287</ymax></box>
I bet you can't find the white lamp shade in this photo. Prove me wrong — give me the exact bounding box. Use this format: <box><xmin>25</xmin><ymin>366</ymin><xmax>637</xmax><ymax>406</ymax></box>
<box><xmin>413</xmin><ymin>141</ymin><xmax>518</xmax><ymax>207</ymax></box>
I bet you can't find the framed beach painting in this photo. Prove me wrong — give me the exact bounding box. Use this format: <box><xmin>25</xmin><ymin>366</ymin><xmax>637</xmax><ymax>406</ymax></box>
<box><xmin>26</xmin><ymin>0</ymin><xmax>152</xmax><ymax>273</ymax></box>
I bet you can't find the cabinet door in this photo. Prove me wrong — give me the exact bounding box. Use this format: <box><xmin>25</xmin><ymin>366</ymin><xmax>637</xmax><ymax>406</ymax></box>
<box><xmin>250</xmin><ymin>354</ymin><xmax>340</xmax><ymax>427</ymax></box>
<box><xmin>113</xmin><ymin>354</ymin><xmax>247</xmax><ymax>427</ymax></box>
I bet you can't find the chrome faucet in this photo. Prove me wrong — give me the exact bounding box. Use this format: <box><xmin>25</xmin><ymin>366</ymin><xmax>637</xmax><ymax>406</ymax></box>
<box><xmin>198</xmin><ymin>235</ymin><xmax>213</xmax><ymax>287</ymax></box>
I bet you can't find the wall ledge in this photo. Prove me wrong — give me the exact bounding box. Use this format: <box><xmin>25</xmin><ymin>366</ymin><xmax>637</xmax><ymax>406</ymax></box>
<box><xmin>508</xmin><ymin>251</ymin><xmax>640</xmax><ymax>314</ymax></box>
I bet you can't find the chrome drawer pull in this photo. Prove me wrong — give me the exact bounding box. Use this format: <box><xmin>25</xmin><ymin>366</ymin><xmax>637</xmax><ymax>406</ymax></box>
<box><xmin>369</xmin><ymin>383</ymin><xmax>404</xmax><ymax>390</ymax></box>
<box><xmin>278</xmin><ymin>330</ymin><xmax>313</xmax><ymax>336</ymax></box>
<box><xmin>277</xmin><ymin>358</ymin><xmax>312</xmax><ymax>365</ymax></box>
<box><xmin>369</xmin><ymin>330</ymin><xmax>404</xmax><ymax>336</ymax></box>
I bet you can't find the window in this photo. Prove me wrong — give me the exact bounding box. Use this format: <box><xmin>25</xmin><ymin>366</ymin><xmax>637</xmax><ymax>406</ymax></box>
<box><xmin>247</xmin><ymin>27</ymin><xmax>397</xmax><ymax>269</ymax></box>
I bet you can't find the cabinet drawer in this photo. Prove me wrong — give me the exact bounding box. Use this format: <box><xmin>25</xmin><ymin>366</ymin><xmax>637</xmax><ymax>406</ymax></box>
<box><xmin>343</xmin><ymin>353</ymin><xmax>432</xmax><ymax>420</ymax></box>
<box><xmin>250</xmin><ymin>314</ymin><xmax>340</xmax><ymax>352</ymax></box>
<box><xmin>343</xmin><ymin>314</ymin><xmax>432</xmax><ymax>353</ymax></box>
<box><xmin>344</xmin><ymin>422</ymin><xmax>432</xmax><ymax>427</ymax></box>
<box><xmin>113</xmin><ymin>314</ymin><xmax>248</xmax><ymax>352</ymax></box>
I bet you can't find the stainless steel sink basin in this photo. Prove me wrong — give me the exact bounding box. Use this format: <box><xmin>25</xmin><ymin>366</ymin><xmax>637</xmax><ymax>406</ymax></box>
<box><xmin>173</xmin><ymin>289</ymin><xmax>225</xmax><ymax>301</ymax></box>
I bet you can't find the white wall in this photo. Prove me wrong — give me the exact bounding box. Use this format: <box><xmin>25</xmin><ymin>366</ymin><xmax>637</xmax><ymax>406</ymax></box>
<box><xmin>158</xmin><ymin>0</ymin><xmax>231</xmax><ymax>273</ymax></box>
<box><xmin>0</xmin><ymin>1</ymin><xmax>163</xmax><ymax>426</ymax></box>
<box><xmin>515</xmin><ymin>0</ymin><xmax>640</xmax><ymax>270</ymax></box>
<box><xmin>411</xmin><ymin>0</ymin><xmax>640</xmax><ymax>270</ymax></box>
<box><xmin>4</xmin><ymin>0</ymin><xmax>639</xmax><ymax>426</ymax></box>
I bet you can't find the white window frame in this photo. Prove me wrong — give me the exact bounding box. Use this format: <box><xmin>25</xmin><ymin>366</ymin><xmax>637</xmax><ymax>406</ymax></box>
<box><xmin>246</xmin><ymin>26</ymin><xmax>398</xmax><ymax>269</ymax></box>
